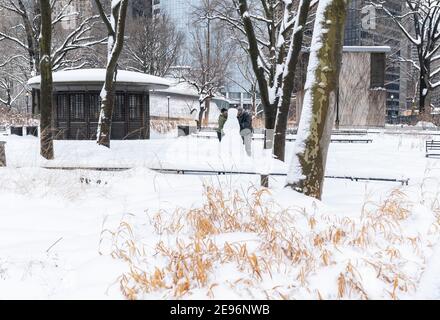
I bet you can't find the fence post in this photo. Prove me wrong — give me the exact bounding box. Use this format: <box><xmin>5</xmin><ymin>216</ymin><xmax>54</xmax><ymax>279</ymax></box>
<box><xmin>0</xmin><ymin>141</ymin><xmax>6</xmax><ymax>167</ymax></box>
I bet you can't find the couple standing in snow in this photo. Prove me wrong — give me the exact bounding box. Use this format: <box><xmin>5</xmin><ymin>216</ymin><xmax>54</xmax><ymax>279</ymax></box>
<box><xmin>217</xmin><ymin>107</ymin><xmax>253</xmax><ymax>157</ymax></box>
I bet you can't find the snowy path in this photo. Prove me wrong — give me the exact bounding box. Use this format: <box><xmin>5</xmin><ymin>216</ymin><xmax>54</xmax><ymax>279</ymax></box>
<box><xmin>1</xmin><ymin>132</ymin><xmax>434</xmax><ymax>182</ymax></box>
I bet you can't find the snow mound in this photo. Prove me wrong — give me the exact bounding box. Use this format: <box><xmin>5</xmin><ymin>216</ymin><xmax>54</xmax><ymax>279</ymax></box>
<box><xmin>105</xmin><ymin>186</ymin><xmax>440</xmax><ymax>300</ymax></box>
<box><xmin>415</xmin><ymin>121</ymin><xmax>437</xmax><ymax>128</ymax></box>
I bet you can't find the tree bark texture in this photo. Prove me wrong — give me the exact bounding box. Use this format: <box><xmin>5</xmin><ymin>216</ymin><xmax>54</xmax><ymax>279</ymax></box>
<box><xmin>273</xmin><ymin>0</ymin><xmax>312</xmax><ymax>162</ymax></box>
<box><xmin>286</xmin><ymin>0</ymin><xmax>348</xmax><ymax>199</ymax></box>
<box><xmin>96</xmin><ymin>0</ymin><xmax>129</xmax><ymax>148</ymax></box>
<box><xmin>39</xmin><ymin>0</ymin><xmax>54</xmax><ymax>160</ymax></box>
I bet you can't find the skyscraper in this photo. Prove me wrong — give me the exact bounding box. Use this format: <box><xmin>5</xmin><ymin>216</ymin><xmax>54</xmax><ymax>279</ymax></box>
<box><xmin>344</xmin><ymin>0</ymin><xmax>406</xmax><ymax>121</ymax></box>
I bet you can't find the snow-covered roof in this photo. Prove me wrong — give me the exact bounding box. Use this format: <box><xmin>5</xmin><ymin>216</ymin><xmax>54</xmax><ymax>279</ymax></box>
<box><xmin>152</xmin><ymin>81</ymin><xmax>232</xmax><ymax>104</ymax></box>
<box><xmin>343</xmin><ymin>46</ymin><xmax>391</xmax><ymax>53</ymax></box>
<box><xmin>28</xmin><ymin>69</ymin><xmax>171</xmax><ymax>90</ymax></box>
<box><xmin>153</xmin><ymin>81</ymin><xmax>199</xmax><ymax>97</ymax></box>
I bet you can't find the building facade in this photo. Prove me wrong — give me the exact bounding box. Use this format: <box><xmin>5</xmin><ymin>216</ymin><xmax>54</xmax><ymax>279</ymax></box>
<box><xmin>150</xmin><ymin>82</ymin><xmax>229</xmax><ymax>124</ymax></box>
<box><xmin>295</xmin><ymin>47</ymin><xmax>390</xmax><ymax>128</ymax></box>
<box><xmin>344</xmin><ymin>0</ymin><xmax>406</xmax><ymax>122</ymax></box>
<box><xmin>27</xmin><ymin>69</ymin><xmax>170</xmax><ymax>140</ymax></box>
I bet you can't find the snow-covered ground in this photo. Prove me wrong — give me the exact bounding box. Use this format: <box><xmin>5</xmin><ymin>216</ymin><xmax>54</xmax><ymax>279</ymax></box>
<box><xmin>1</xmin><ymin>130</ymin><xmax>440</xmax><ymax>299</ymax></box>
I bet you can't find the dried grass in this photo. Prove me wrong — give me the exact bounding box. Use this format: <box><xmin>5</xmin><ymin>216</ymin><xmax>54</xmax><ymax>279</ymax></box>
<box><xmin>103</xmin><ymin>184</ymin><xmax>440</xmax><ymax>300</ymax></box>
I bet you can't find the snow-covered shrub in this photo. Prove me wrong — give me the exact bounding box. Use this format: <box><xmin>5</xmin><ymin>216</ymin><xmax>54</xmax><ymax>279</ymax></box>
<box><xmin>0</xmin><ymin>106</ymin><xmax>39</xmax><ymax>127</ymax></box>
<box><xmin>102</xmin><ymin>184</ymin><xmax>440</xmax><ymax>300</ymax></box>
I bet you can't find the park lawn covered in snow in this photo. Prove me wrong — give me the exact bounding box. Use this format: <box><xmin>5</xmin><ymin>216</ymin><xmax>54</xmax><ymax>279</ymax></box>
<box><xmin>1</xmin><ymin>131</ymin><xmax>440</xmax><ymax>299</ymax></box>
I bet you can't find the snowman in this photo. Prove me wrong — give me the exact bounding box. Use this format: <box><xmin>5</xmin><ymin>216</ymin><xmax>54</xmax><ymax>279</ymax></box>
<box><xmin>220</xmin><ymin>108</ymin><xmax>247</xmax><ymax>164</ymax></box>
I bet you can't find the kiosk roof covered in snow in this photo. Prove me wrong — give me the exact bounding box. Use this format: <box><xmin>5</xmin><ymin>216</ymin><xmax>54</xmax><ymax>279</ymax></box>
<box><xmin>28</xmin><ymin>69</ymin><xmax>171</xmax><ymax>140</ymax></box>
<box><xmin>28</xmin><ymin>69</ymin><xmax>171</xmax><ymax>90</ymax></box>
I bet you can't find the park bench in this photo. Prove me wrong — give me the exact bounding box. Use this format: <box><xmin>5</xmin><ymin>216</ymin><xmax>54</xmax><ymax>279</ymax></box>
<box><xmin>10</xmin><ymin>126</ymin><xmax>23</xmax><ymax>136</ymax></box>
<box><xmin>426</xmin><ymin>140</ymin><xmax>440</xmax><ymax>157</ymax></box>
<box><xmin>263</xmin><ymin>137</ymin><xmax>372</xmax><ymax>143</ymax></box>
<box><xmin>191</xmin><ymin>133</ymin><xmax>373</xmax><ymax>144</ymax></box>
<box><xmin>332</xmin><ymin>130</ymin><xmax>368</xmax><ymax>136</ymax></box>
<box><xmin>150</xmin><ymin>168</ymin><xmax>409</xmax><ymax>186</ymax></box>
<box><xmin>331</xmin><ymin>138</ymin><xmax>372</xmax><ymax>143</ymax></box>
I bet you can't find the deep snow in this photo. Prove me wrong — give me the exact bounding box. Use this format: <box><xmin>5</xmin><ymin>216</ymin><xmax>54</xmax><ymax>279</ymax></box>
<box><xmin>1</xmin><ymin>129</ymin><xmax>440</xmax><ymax>299</ymax></box>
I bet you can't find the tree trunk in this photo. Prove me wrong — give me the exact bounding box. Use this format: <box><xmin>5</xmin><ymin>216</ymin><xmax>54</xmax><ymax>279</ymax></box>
<box><xmin>39</xmin><ymin>0</ymin><xmax>54</xmax><ymax>160</ymax></box>
<box><xmin>260</xmin><ymin>104</ymin><xmax>277</xmax><ymax>187</ymax></box>
<box><xmin>274</xmin><ymin>0</ymin><xmax>312</xmax><ymax>162</ymax></box>
<box><xmin>17</xmin><ymin>0</ymin><xmax>39</xmax><ymax>75</ymax></box>
<box><xmin>197</xmin><ymin>102</ymin><xmax>206</xmax><ymax>130</ymax></box>
<box><xmin>203</xmin><ymin>98</ymin><xmax>210</xmax><ymax>126</ymax></box>
<box><xmin>286</xmin><ymin>0</ymin><xmax>348</xmax><ymax>199</ymax></box>
<box><xmin>237</xmin><ymin>0</ymin><xmax>274</xmax><ymax>186</ymax></box>
<box><xmin>419</xmin><ymin>71</ymin><xmax>429</xmax><ymax>115</ymax></box>
<box><xmin>96</xmin><ymin>0</ymin><xmax>129</xmax><ymax>148</ymax></box>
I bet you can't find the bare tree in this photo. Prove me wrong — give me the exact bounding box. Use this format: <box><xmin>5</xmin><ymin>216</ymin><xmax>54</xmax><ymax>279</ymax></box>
<box><xmin>226</xmin><ymin>54</ymin><xmax>260</xmax><ymax>114</ymax></box>
<box><xmin>0</xmin><ymin>0</ymin><xmax>104</xmax><ymax>75</ymax></box>
<box><xmin>182</xmin><ymin>15</ymin><xmax>233</xmax><ymax>130</ymax></box>
<box><xmin>0</xmin><ymin>53</ymin><xmax>28</xmax><ymax>110</ymax></box>
<box><xmin>184</xmin><ymin>0</ymin><xmax>234</xmax><ymax>129</ymax></box>
<box><xmin>0</xmin><ymin>0</ymin><xmax>41</xmax><ymax>75</ymax></box>
<box><xmin>371</xmin><ymin>0</ymin><xmax>440</xmax><ymax>114</ymax></box>
<box><xmin>94</xmin><ymin>0</ymin><xmax>129</xmax><ymax>148</ymax></box>
<box><xmin>287</xmin><ymin>0</ymin><xmax>348</xmax><ymax>199</ymax></box>
<box><xmin>202</xmin><ymin>0</ymin><xmax>314</xmax><ymax>168</ymax></box>
<box><xmin>39</xmin><ymin>0</ymin><xmax>54</xmax><ymax>160</ymax></box>
<box><xmin>122</xmin><ymin>14</ymin><xmax>184</xmax><ymax>77</ymax></box>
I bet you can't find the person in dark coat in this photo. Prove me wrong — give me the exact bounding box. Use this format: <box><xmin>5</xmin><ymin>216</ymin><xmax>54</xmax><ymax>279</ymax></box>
<box><xmin>216</xmin><ymin>108</ymin><xmax>228</xmax><ymax>141</ymax></box>
<box><xmin>237</xmin><ymin>107</ymin><xmax>253</xmax><ymax>156</ymax></box>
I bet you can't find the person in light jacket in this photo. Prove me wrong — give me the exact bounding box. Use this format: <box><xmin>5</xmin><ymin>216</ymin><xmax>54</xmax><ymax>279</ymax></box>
<box><xmin>237</xmin><ymin>107</ymin><xmax>253</xmax><ymax>156</ymax></box>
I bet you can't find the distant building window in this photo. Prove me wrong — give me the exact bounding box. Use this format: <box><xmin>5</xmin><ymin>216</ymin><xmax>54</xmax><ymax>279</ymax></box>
<box><xmin>70</xmin><ymin>94</ymin><xmax>85</xmax><ymax>121</ymax></box>
<box><xmin>128</xmin><ymin>94</ymin><xmax>142</xmax><ymax>120</ymax></box>
<box><xmin>370</xmin><ymin>53</ymin><xmax>385</xmax><ymax>88</ymax></box>
<box><xmin>114</xmin><ymin>94</ymin><xmax>125</xmax><ymax>121</ymax></box>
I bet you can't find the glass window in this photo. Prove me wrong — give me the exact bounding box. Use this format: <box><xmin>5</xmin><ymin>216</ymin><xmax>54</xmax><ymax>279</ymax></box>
<box><xmin>370</xmin><ymin>53</ymin><xmax>385</xmax><ymax>88</ymax></box>
<box><xmin>113</xmin><ymin>94</ymin><xmax>125</xmax><ymax>121</ymax></box>
<box><xmin>129</xmin><ymin>94</ymin><xmax>142</xmax><ymax>120</ymax></box>
<box><xmin>56</xmin><ymin>94</ymin><xmax>67</xmax><ymax>121</ymax></box>
<box><xmin>89</xmin><ymin>94</ymin><xmax>101</xmax><ymax>121</ymax></box>
<box><xmin>70</xmin><ymin>93</ymin><xmax>85</xmax><ymax>121</ymax></box>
